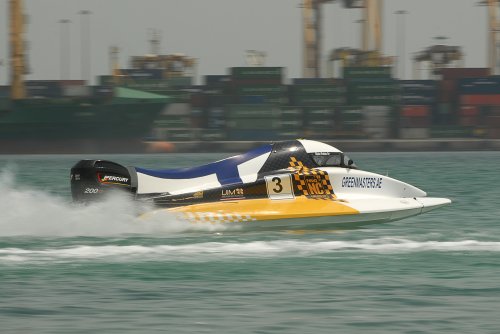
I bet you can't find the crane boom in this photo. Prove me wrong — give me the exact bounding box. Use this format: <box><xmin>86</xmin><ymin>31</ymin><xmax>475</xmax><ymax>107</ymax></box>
<box><xmin>9</xmin><ymin>0</ymin><xmax>26</xmax><ymax>99</ymax></box>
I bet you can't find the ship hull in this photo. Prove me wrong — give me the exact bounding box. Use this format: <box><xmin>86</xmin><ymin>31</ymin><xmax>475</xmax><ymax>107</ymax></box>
<box><xmin>0</xmin><ymin>98</ymin><xmax>166</xmax><ymax>153</ymax></box>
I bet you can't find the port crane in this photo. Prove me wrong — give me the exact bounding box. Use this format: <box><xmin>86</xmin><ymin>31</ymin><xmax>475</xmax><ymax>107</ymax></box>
<box><xmin>9</xmin><ymin>0</ymin><xmax>26</xmax><ymax>99</ymax></box>
<box><xmin>302</xmin><ymin>0</ymin><xmax>384</xmax><ymax>78</ymax></box>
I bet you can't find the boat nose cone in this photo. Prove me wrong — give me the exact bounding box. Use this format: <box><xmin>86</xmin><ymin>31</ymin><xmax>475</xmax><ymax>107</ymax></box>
<box><xmin>416</xmin><ymin>197</ymin><xmax>452</xmax><ymax>213</ymax></box>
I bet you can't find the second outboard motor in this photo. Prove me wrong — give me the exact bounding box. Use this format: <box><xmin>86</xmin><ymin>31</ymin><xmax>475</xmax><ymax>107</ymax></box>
<box><xmin>70</xmin><ymin>160</ymin><xmax>136</xmax><ymax>203</ymax></box>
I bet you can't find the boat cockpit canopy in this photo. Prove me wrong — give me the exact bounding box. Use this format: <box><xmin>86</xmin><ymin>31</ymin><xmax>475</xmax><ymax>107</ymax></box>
<box><xmin>309</xmin><ymin>152</ymin><xmax>357</xmax><ymax>169</ymax></box>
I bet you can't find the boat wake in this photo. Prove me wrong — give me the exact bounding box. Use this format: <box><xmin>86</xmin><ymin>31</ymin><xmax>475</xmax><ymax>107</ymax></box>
<box><xmin>2</xmin><ymin>238</ymin><xmax>500</xmax><ymax>264</ymax></box>
<box><xmin>0</xmin><ymin>169</ymin><xmax>233</xmax><ymax>237</ymax></box>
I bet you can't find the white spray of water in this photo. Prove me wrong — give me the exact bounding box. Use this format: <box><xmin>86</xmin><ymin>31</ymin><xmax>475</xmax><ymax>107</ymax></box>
<box><xmin>2</xmin><ymin>238</ymin><xmax>500</xmax><ymax>264</ymax></box>
<box><xmin>0</xmin><ymin>169</ymin><xmax>232</xmax><ymax>237</ymax></box>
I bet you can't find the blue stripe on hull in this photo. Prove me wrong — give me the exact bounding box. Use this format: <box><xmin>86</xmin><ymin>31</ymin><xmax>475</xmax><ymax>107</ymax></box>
<box><xmin>135</xmin><ymin>144</ymin><xmax>272</xmax><ymax>185</ymax></box>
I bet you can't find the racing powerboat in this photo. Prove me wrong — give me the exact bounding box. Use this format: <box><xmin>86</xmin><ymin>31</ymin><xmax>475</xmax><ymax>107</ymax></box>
<box><xmin>70</xmin><ymin>139</ymin><xmax>451</xmax><ymax>228</ymax></box>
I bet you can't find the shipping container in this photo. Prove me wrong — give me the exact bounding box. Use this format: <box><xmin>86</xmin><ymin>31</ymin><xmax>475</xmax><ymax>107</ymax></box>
<box><xmin>347</xmin><ymin>80</ymin><xmax>399</xmax><ymax>94</ymax></box>
<box><xmin>401</xmin><ymin>93</ymin><xmax>436</xmax><ymax>105</ymax></box>
<box><xmin>292</xmin><ymin>78</ymin><xmax>341</xmax><ymax>85</ymax></box>
<box><xmin>486</xmin><ymin>115</ymin><xmax>500</xmax><ymax>128</ymax></box>
<box><xmin>400</xmin><ymin>80</ymin><xmax>437</xmax><ymax>92</ymax></box>
<box><xmin>290</xmin><ymin>84</ymin><xmax>346</xmax><ymax>95</ymax></box>
<box><xmin>62</xmin><ymin>85</ymin><xmax>91</xmax><ymax>97</ymax></box>
<box><xmin>348</xmin><ymin>94</ymin><xmax>398</xmax><ymax>106</ymax></box>
<box><xmin>154</xmin><ymin>115</ymin><xmax>191</xmax><ymax>128</ymax></box>
<box><xmin>204</xmin><ymin>75</ymin><xmax>231</xmax><ymax>87</ymax></box>
<box><xmin>230</xmin><ymin>67</ymin><xmax>283</xmax><ymax>80</ymax></box>
<box><xmin>92</xmin><ymin>86</ymin><xmax>114</xmax><ymax>98</ymax></box>
<box><xmin>292</xmin><ymin>95</ymin><xmax>345</xmax><ymax>106</ymax></box>
<box><xmin>402</xmin><ymin>105</ymin><xmax>430</xmax><ymax>117</ymax></box>
<box><xmin>278</xmin><ymin>130</ymin><xmax>303</xmax><ymax>139</ymax></box>
<box><xmin>0</xmin><ymin>86</ymin><xmax>10</xmax><ymax>98</ymax></box>
<box><xmin>458</xmin><ymin>76</ymin><xmax>500</xmax><ymax>94</ymax></box>
<box><xmin>430</xmin><ymin>126</ymin><xmax>474</xmax><ymax>138</ymax></box>
<box><xmin>460</xmin><ymin>105</ymin><xmax>480</xmax><ymax>117</ymax></box>
<box><xmin>231</xmin><ymin>85</ymin><xmax>285</xmax><ymax>95</ymax></box>
<box><xmin>227</xmin><ymin>104</ymin><xmax>280</xmax><ymax>119</ymax></box>
<box><xmin>199</xmin><ymin>129</ymin><xmax>227</xmax><ymax>141</ymax></box>
<box><xmin>343</xmin><ymin>66</ymin><xmax>392</xmax><ymax>79</ymax></box>
<box><xmin>438</xmin><ymin>68</ymin><xmax>490</xmax><ymax>81</ymax></box>
<box><xmin>399</xmin><ymin>128</ymin><xmax>430</xmax><ymax>139</ymax></box>
<box><xmin>364</xmin><ymin>127</ymin><xmax>391</xmax><ymax>139</ymax></box>
<box><xmin>439</xmin><ymin>80</ymin><xmax>456</xmax><ymax>103</ymax></box>
<box><xmin>460</xmin><ymin>95</ymin><xmax>500</xmax><ymax>106</ymax></box>
<box><xmin>121</xmin><ymin>68</ymin><xmax>163</xmax><ymax>79</ymax></box>
<box><xmin>25</xmin><ymin>81</ymin><xmax>63</xmax><ymax>98</ymax></box>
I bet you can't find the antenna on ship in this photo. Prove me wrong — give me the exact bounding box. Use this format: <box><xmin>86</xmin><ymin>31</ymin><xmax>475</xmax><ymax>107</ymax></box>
<box><xmin>109</xmin><ymin>46</ymin><xmax>122</xmax><ymax>84</ymax></box>
<box><xmin>149</xmin><ymin>29</ymin><xmax>162</xmax><ymax>56</ymax></box>
<box><xmin>9</xmin><ymin>0</ymin><xmax>27</xmax><ymax>99</ymax></box>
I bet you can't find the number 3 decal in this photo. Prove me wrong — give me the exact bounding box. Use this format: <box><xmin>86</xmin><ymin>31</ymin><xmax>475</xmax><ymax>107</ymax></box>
<box><xmin>265</xmin><ymin>174</ymin><xmax>294</xmax><ymax>200</ymax></box>
<box><xmin>272</xmin><ymin>176</ymin><xmax>283</xmax><ymax>193</ymax></box>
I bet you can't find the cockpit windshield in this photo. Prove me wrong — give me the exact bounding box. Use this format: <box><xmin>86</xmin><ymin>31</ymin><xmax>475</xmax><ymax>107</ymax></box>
<box><xmin>309</xmin><ymin>152</ymin><xmax>357</xmax><ymax>168</ymax></box>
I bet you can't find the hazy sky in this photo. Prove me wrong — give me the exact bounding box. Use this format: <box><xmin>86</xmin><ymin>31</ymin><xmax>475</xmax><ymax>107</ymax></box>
<box><xmin>0</xmin><ymin>0</ymin><xmax>489</xmax><ymax>84</ymax></box>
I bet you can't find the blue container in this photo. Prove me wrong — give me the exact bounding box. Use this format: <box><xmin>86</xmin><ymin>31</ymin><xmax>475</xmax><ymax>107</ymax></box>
<box><xmin>0</xmin><ymin>86</ymin><xmax>10</xmax><ymax>98</ymax></box>
<box><xmin>25</xmin><ymin>81</ymin><xmax>62</xmax><ymax>98</ymax></box>
<box><xmin>401</xmin><ymin>93</ymin><xmax>436</xmax><ymax>105</ymax></box>
<box><xmin>204</xmin><ymin>75</ymin><xmax>231</xmax><ymax>87</ymax></box>
<box><xmin>400</xmin><ymin>80</ymin><xmax>437</xmax><ymax>92</ymax></box>
<box><xmin>292</xmin><ymin>78</ymin><xmax>336</xmax><ymax>85</ymax></box>
<box><xmin>458</xmin><ymin>77</ymin><xmax>500</xmax><ymax>94</ymax></box>
<box><xmin>239</xmin><ymin>95</ymin><xmax>266</xmax><ymax>104</ymax></box>
<box><xmin>121</xmin><ymin>69</ymin><xmax>163</xmax><ymax>79</ymax></box>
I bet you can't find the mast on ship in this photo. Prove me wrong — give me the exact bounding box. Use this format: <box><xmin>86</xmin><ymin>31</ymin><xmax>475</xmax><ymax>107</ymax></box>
<box><xmin>9</xmin><ymin>0</ymin><xmax>26</xmax><ymax>99</ymax></box>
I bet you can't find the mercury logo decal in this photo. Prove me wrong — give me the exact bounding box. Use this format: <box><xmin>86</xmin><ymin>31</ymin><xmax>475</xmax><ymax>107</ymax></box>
<box><xmin>98</xmin><ymin>174</ymin><xmax>129</xmax><ymax>185</ymax></box>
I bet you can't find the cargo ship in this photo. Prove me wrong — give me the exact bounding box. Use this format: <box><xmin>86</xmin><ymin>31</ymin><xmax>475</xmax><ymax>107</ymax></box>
<box><xmin>1</xmin><ymin>1</ymin><xmax>200</xmax><ymax>153</ymax></box>
<box><xmin>0</xmin><ymin>86</ymin><xmax>170</xmax><ymax>153</ymax></box>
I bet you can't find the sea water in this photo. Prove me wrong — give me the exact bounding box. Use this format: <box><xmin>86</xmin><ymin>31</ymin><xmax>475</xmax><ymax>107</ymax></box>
<box><xmin>1</xmin><ymin>152</ymin><xmax>500</xmax><ymax>333</ymax></box>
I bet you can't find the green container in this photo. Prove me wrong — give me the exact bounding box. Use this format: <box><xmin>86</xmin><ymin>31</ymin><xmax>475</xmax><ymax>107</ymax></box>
<box><xmin>280</xmin><ymin>107</ymin><xmax>303</xmax><ymax>120</ymax></box>
<box><xmin>292</xmin><ymin>85</ymin><xmax>346</xmax><ymax>95</ymax></box>
<box><xmin>230</xmin><ymin>67</ymin><xmax>283</xmax><ymax>79</ymax></box>
<box><xmin>348</xmin><ymin>95</ymin><xmax>399</xmax><ymax>106</ymax></box>
<box><xmin>0</xmin><ymin>98</ymin><xmax>11</xmax><ymax>111</ymax></box>
<box><xmin>339</xmin><ymin>107</ymin><xmax>363</xmax><ymax>121</ymax></box>
<box><xmin>347</xmin><ymin>82</ymin><xmax>400</xmax><ymax>94</ymax></box>
<box><xmin>165</xmin><ymin>128</ymin><xmax>195</xmax><ymax>141</ymax></box>
<box><xmin>278</xmin><ymin>130</ymin><xmax>303</xmax><ymax>139</ymax></box>
<box><xmin>430</xmin><ymin>126</ymin><xmax>474</xmax><ymax>138</ymax></box>
<box><xmin>227</xmin><ymin>118</ymin><xmax>282</xmax><ymax>130</ymax></box>
<box><xmin>303</xmin><ymin>107</ymin><xmax>336</xmax><ymax>118</ymax></box>
<box><xmin>154</xmin><ymin>115</ymin><xmax>191</xmax><ymax>128</ymax></box>
<box><xmin>199</xmin><ymin>129</ymin><xmax>227</xmax><ymax>141</ymax></box>
<box><xmin>293</xmin><ymin>96</ymin><xmax>345</xmax><ymax>106</ymax></box>
<box><xmin>233</xmin><ymin>85</ymin><xmax>285</xmax><ymax>96</ymax></box>
<box><xmin>343</xmin><ymin>66</ymin><xmax>392</xmax><ymax>79</ymax></box>
<box><xmin>227</xmin><ymin>104</ymin><xmax>280</xmax><ymax>119</ymax></box>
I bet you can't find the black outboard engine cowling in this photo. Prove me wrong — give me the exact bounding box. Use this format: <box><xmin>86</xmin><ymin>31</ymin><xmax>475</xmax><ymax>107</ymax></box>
<box><xmin>70</xmin><ymin>160</ymin><xmax>136</xmax><ymax>203</ymax></box>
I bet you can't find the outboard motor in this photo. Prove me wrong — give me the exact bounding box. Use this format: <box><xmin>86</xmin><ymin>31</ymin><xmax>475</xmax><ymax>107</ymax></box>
<box><xmin>70</xmin><ymin>160</ymin><xmax>136</xmax><ymax>203</ymax></box>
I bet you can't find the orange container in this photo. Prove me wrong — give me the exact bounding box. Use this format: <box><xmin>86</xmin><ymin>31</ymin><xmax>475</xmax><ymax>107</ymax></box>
<box><xmin>402</xmin><ymin>105</ymin><xmax>430</xmax><ymax>117</ymax></box>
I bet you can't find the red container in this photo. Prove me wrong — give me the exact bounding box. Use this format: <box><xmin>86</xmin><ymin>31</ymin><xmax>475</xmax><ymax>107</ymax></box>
<box><xmin>460</xmin><ymin>105</ymin><xmax>479</xmax><ymax>117</ymax></box>
<box><xmin>400</xmin><ymin>116</ymin><xmax>431</xmax><ymax>128</ymax></box>
<box><xmin>487</xmin><ymin>127</ymin><xmax>500</xmax><ymax>138</ymax></box>
<box><xmin>439</xmin><ymin>80</ymin><xmax>456</xmax><ymax>103</ymax></box>
<box><xmin>486</xmin><ymin>116</ymin><xmax>500</xmax><ymax>128</ymax></box>
<box><xmin>439</xmin><ymin>68</ymin><xmax>491</xmax><ymax>81</ymax></box>
<box><xmin>402</xmin><ymin>105</ymin><xmax>430</xmax><ymax>117</ymax></box>
<box><xmin>459</xmin><ymin>116</ymin><xmax>480</xmax><ymax>127</ymax></box>
<box><xmin>460</xmin><ymin>95</ymin><xmax>500</xmax><ymax>105</ymax></box>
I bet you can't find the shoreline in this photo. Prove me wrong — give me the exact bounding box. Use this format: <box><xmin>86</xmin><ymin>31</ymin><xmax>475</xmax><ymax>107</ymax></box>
<box><xmin>155</xmin><ymin>138</ymin><xmax>500</xmax><ymax>153</ymax></box>
<box><xmin>1</xmin><ymin>138</ymin><xmax>500</xmax><ymax>154</ymax></box>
